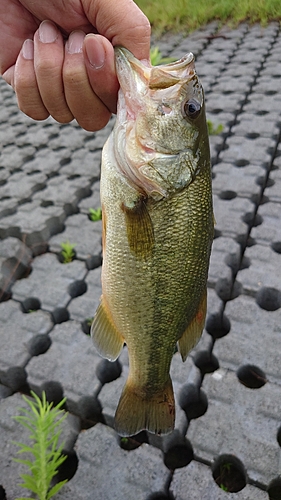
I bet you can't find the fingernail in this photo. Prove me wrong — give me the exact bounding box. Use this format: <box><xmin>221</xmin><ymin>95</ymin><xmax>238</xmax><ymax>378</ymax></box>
<box><xmin>85</xmin><ymin>34</ymin><xmax>105</xmax><ymax>69</ymax></box>
<box><xmin>66</xmin><ymin>31</ymin><xmax>85</xmax><ymax>54</ymax></box>
<box><xmin>22</xmin><ymin>39</ymin><xmax>34</xmax><ymax>60</ymax></box>
<box><xmin>39</xmin><ymin>20</ymin><xmax>58</xmax><ymax>43</ymax></box>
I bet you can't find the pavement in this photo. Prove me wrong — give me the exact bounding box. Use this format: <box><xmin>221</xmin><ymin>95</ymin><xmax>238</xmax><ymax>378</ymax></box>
<box><xmin>0</xmin><ymin>21</ymin><xmax>281</xmax><ymax>500</ymax></box>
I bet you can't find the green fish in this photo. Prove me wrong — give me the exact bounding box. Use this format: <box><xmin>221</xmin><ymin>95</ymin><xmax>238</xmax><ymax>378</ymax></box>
<box><xmin>91</xmin><ymin>47</ymin><xmax>214</xmax><ymax>436</ymax></box>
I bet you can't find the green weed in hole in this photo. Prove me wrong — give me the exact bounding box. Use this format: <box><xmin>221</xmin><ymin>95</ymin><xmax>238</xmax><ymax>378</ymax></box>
<box><xmin>60</xmin><ymin>241</ymin><xmax>76</xmax><ymax>263</ymax></box>
<box><xmin>89</xmin><ymin>207</ymin><xmax>102</xmax><ymax>221</ymax></box>
<box><xmin>207</xmin><ymin>120</ymin><xmax>224</xmax><ymax>135</ymax></box>
<box><xmin>150</xmin><ymin>46</ymin><xmax>176</xmax><ymax>65</ymax></box>
<box><xmin>13</xmin><ymin>391</ymin><xmax>67</xmax><ymax>500</ymax></box>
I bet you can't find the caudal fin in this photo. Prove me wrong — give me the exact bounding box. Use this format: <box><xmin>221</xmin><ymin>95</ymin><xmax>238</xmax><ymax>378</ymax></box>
<box><xmin>114</xmin><ymin>377</ymin><xmax>175</xmax><ymax>436</ymax></box>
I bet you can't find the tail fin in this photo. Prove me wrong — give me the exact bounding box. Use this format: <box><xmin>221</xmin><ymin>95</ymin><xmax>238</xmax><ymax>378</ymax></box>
<box><xmin>114</xmin><ymin>377</ymin><xmax>175</xmax><ymax>436</ymax></box>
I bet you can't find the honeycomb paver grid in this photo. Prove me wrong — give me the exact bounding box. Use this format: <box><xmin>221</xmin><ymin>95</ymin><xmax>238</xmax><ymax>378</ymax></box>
<box><xmin>0</xmin><ymin>21</ymin><xmax>281</xmax><ymax>500</ymax></box>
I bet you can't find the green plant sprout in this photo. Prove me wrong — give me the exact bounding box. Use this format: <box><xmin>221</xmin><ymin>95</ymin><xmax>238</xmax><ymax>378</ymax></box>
<box><xmin>60</xmin><ymin>241</ymin><xmax>76</xmax><ymax>263</ymax></box>
<box><xmin>89</xmin><ymin>207</ymin><xmax>102</xmax><ymax>221</ymax></box>
<box><xmin>150</xmin><ymin>46</ymin><xmax>176</xmax><ymax>66</ymax></box>
<box><xmin>220</xmin><ymin>483</ymin><xmax>229</xmax><ymax>492</ymax></box>
<box><xmin>207</xmin><ymin>119</ymin><xmax>224</xmax><ymax>135</ymax></box>
<box><xmin>13</xmin><ymin>391</ymin><xmax>67</xmax><ymax>500</ymax></box>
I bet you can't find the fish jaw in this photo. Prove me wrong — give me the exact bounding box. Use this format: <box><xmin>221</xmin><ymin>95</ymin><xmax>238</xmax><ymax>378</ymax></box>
<box><xmin>113</xmin><ymin>47</ymin><xmax>206</xmax><ymax>200</ymax></box>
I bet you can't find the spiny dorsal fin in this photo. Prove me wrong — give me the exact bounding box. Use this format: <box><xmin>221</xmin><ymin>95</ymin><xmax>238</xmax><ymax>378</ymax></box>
<box><xmin>178</xmin><ymin>289</ymin><xmax>207</xmax><ymax>362</ymax></box>
<box><xmin>91</xmin><ymin>298</ymin><xmax>124</xmax><ymax>361</ymax></box>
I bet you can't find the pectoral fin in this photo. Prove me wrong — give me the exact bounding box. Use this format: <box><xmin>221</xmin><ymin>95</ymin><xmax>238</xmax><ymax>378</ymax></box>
<box><xmin>178</xmin><ymin>290</ymin><xmax>207</xmax><ymax>362</ymax></box>
<box><xmin>91</xmin><ymin>298</ymin><xmax>124</xmax><ymax>361</ymax></box>
<box><xmin>122</xmin><ymin>197</ymin><xmax>154</xmax><ymax>260</ymax></box>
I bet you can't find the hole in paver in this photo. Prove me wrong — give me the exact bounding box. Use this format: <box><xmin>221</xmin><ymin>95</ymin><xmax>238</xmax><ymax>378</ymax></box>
<box><xmin>2</xmin><ymin>256</ymin><xmax>32</xmax><ymax>281</ymax></box>
<box><xmin>0</xmin><ymin>485</ymin><xmax>6</xmax><ymax>499</ymax></box>
<box><xmin>67</xmin><ymin>174</ymin><xmax>81</xmax><ymax>180</ymax></box>
<box><xmin>218</xmin><ymin>190</ymin><xmax>237</xmax><ymax>200</ymax></box>
<box><xmin>60</xmin><ymin>157</ymin><xmax>71</xmax><ymax>166</ymax></box>
<box><xmin>242</xmin><ymin>212</ymin><xmax>263</xmax><ymax>227</ymax></box>
<box><xmin>53</xmin><ymin>449</ymin><xmax>78</xmax><ymax>485</ymax></box>
<box><xmin>68</xmin><ymin>280</ymin><xmax>87</xmax><ymax>298</ymax></box>
<box><xmin>81</xmin><ymin>317</ymin><xmax>93</xmax><ymax>335</ymax></box>
<box><xmin>277</xmin><ymin>427</ymin><xmax>281</xmax><ymax>447</ymax></box>
<box><xmin>193</xmin><ymin>351</ymin><xmax>220</xmax><ymax>375</ymax></box>
<box><xmin>2</xmin><ymin>366</ymin><xmax>28</xmax><ymax>392</ymax></box>
<box><xmin>213</xmin><ymin>228</ymin><xmax>222</xmax><ymax>239</ymax></box>
<box><xmin>215</xmin><ymin>277</ymin><xmax>242</xmax><ymax>301</ymax></box>
<box><xmin>236</xmin><ymin>233</ymin><xmax>256</xmax><ymax>248</ymax></box>
<box><xmin>179</xmin><ymin>384</ymin><xmax>208</xmax><ymax>420</ymax></box>
<box><xmin>246</xmin><ymin>132</ymin><xmax>260</xmax><ymax>139</ymax></box>
<box><xmin>163</xmin><ymin>433</ymin><xmax>193</xmax><ymax>470</ymax></box>
<box><xmin>118</xmin><ymin>431</ymin><xmax>147</xmax><ymax>451</ymax></box>
<box><xmin>57</xmin><ymin>248</ymin><xmax>77</xmax><ymax>264</ymax></box>
<box><xmin>21</xmin><ymin>297</ymin><xmax>41</xmax><ymax>313</ymax></box>
<box><xmin>52</xmin><ymin>307</ymin><xmax>70</xmax><ymax>324</ymax></box>
<box><xmin>212</xmin><ymin>454</ymin><xmax>247</xmax><ymax>493</ymax></box>
<box><xmin>225</xmin><ymin>253</ymin><xmax>251</xmax><ymax>273</ymax></box>
<box><xmin>96</xmin><ymin>359</ymin><xmax>122</xmax><ymax>384</ymax></box>
<box><xmin>267</xmin><ymin>477</ymin><xmax>281</xmax><ymax>500</ymax></box>
<box><xmin>146</xmin><ymin>493</ymin><xmax>175</xmax><ymax>500</ymax></box>
<box><xmin>40</xmin><ymin>200</ymin><xmax>54</xmax><ymax>208</ymax></box>
<box><xmin>256</xmin><ymin>287</ymin><xmax>281</xmax><ymax>311</ymax></box>
<box><xmin>250</xmin><ymin>193</ymin><xmax>269</xmax><ymax>206</ymax></box>
<box><xmin>256</xmin><ymin>176</ymin><xmax>275</xmax><ymax>188</ymax></box>
<box><xmin>78</xmin><ymin>395</ymin><xmax>104</xmax><ymax>425</ymax></box>
<box><xmin>235</xmin><ymin>159</ymin><xmax>249</xmax><ymax>167</ymax></box>
<box><xmin>39</xmin><ymin>381</ymin><xmax>65</xmax><ymax>407</ymax></box>
<box><xmin>27</xmin><ymin>334</ymin><xmax>52</xmax><ymax>356</ymax></box>
<box><xmin>206</xmin><ymin>312</ymin><xmax>231</xmax><ymax>339</ymax></box>
<box><xmin>85</xmin><ymin>254</ymin><xmax>102</xmax><ymax>270</ymax></box>
<box><xmin>237</xmin><ymin>364</ymin><xmax>267</xmax><ymax>389</ymax></box>
<box><xmin>271</xmin><ymin>241</ymin><xmax>281</xmax><ymax>254</ymax></box>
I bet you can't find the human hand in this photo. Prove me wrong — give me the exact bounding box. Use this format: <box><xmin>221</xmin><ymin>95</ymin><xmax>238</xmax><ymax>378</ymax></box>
<box><xmin>0</xmin><ymin>0</ymin><xmax>150</xmax><ymax>131</ymax></box>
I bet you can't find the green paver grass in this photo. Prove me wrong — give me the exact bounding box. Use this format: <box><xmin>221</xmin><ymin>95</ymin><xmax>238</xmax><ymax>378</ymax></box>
<box><xmin>136</xmin><ymin>0</ymin><xmax>281</xmax><ymax>34</ymax></box>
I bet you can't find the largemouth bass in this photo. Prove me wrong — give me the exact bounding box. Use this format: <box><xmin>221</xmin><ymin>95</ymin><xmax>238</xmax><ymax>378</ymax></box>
<box><xmin>91</xmin><ymin>47</ymin><xmax>213</xmax><ymax>436</ymax></box>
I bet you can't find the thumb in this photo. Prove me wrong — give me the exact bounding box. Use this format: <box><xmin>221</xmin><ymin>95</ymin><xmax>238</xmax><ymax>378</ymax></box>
<box><xmin>84</xmin><ymin>0</ymin><xmax>151</xmax><ymax>60</ymax></box>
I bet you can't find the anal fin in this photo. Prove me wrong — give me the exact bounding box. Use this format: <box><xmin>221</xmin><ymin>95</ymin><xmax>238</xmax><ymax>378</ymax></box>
<box><xmin>178</xmin><ymin>289</ymin><xmax>207</xmax><ymax>362</ymax></box>
<box><xmin>91</xmin><ymin>298</ymin><xmax>124</xmax><ymax>361</ymax></box>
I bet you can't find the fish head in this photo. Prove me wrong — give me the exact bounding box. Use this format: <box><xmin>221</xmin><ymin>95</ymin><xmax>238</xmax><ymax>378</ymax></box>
<box><xmin>113</xmin><ymin>47</ymin><xmax>210</xmax><ymax>199</ymax></box>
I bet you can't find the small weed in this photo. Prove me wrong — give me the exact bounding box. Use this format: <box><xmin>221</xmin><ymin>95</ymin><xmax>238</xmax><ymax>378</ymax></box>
<box><xmin>207</xmin><ymin>120</ymin><xmax>224</xmax><ymax>135</ymax></box>
<box><xmin>89</xmin><ymin>207</ymin><xmax>102</xmax><ymax>221</ymax></box>
<box><xmin>60</xmin><ymin>241</ymin><xmax>76</xmax><ymax>263</ymax></box>
<box><xmin>13</xmin><ymin>391</ymin><xmax>67</xmax><ymax>500</ymax></box>
<box><xmin>86</xmin><ymin>317</ymin><xmax>94</xmax><ymax>327</ymax></box>
<box><xmin>220</xmin><ymin>483</ymin><xmax>229</xmax><ymax>492</ymax></box>
<box><xmin>150</xmin><ymin>46</ymin><xmax>176</xmax><ymax>66</ymax></box>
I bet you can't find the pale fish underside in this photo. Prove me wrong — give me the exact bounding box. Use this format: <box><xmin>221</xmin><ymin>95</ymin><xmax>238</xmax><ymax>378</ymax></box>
<box><xmin>91</xmin><ymin>47</ymin><xmax>214</xmax><ymax>436</ymax></box>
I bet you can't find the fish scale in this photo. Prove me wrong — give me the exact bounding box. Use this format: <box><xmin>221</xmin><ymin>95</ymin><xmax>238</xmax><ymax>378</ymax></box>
<box><xmin>91</xmin><ymin>47</ymin><xmax>213</xmax><ymax>436</ymax></box>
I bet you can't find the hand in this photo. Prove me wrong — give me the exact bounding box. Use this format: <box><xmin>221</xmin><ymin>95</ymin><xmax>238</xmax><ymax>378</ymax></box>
<box><xmin>0</xmin><ymin>0</ymin><xmax>150</xmax><ymax>131</ymax></box>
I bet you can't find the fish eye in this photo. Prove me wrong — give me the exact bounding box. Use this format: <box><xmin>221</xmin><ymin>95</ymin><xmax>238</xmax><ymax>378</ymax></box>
<box><xmin>183</xmin><ymin>98</ymin><xmax>201</xmax><ymax>119</ymax></box>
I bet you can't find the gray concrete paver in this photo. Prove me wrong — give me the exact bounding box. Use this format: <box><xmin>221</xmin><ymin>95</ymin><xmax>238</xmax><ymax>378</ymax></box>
<box><xmin>0</xmin><ymin>21</ymin><xmax>281</xmax><ymax>500</ymax></box>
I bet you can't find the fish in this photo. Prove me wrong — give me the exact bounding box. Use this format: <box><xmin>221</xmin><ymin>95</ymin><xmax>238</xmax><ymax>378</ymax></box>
<box><xmin>91</xmin><ymin>47</ymin><xmax>214</xmax><ymax>437</ymax></box>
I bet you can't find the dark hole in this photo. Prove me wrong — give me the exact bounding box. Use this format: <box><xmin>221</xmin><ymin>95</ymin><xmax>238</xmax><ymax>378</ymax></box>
<box><xmin>215</xmin><ymin>277</ymin><xmax>242</xmax><ymax>301</ymax></box>
<box><xmin>0</xmin><ymin>485</ymin><xmax>7</xmax><ymax>500</ymax></box>
<box><xmin>242</xmin><ymin>212</ymin><xmax>263</xmax><ymax>227</ymax></box>
<box><xmin>67</xmin><ymin>174</ymin><xmax>81</xmax><ymax>180</ymax></box>
<box><xmin>60</xmin><ymin>157</ymin><xmax>71</xmax><ymax>166</ymax></box>
<box><xmin>218</xmin><ymin>190</ymin><xmax>237</xmax><ymax>200</ymax></box>
<box><xmin>40</xmin><ymin>200</ymin><xmax>54</xmax><ymax>208</ymax></box>
<box><xmin>21</xmin><ymin>297</ymin><xmax>41</xmax><ymax>313</ymax></box>
<box><xmin>246</xmin><ymin>132</ymin><xmax>260</xmax><ymax>139</ymax></box>
<box><xmin>81</xmin><ymin>318</ymin><xmax>93</xmax><ymax>335</ymax></box>
<box><xmin>256</xmin><ymin>287</ymin><xmax>281</xmax><ymax>311</ymax></box>
<box><xmin>277</xmin><ymin>427</ymin><xmax>281</xmax><ymax>447</ymax></box>
<box><xmin>119</xmin><ymin>433</ymin><xmax>145</xmax><ymax>451</ymax></box>
<box><xmin>27</xmin><ymin>334</ymin><xmax>52</xmax><ymax>357</ymax></box>
<box><xmin>52</xmin><ymin>307</ymin><xmax>70</xmax><ymax>324</ymax></box>
<box><xmin>206</xmin><ymin>312</ymin><xmax>231</xmax><ymax>339</ymax></box>
<box><xmin>164</xmin><ymin>440</ymin><xmax>193</xmax><ymax>470</ymax></box>
<box><xmin>178</xmin><ymin>384</ymin><xmax>208</xmax><ymax>420</ymax></box>
<box><xmin>194</xmin><ymin>351</ymin><xmax>220</xmax><ymax>375</ymax></box>
<box><xmin>96</xmin><ymin>359</ymin><xmax>122</xmax><ymax>384</ymax></box>
<box><xmin>213</xmin><ymin>228</ymin><xmax>222</xmax><ymax>239</ymax></box>
<box><xmin>271</xmin><ymin>241</ymin><xmax>281</xmax><ymax>254</ymax></box>
<box><xmin>86</xmin><ymin>254</ymin><xmax>102</xmax><ymax>270</ymax></box>
<box><xmin>146</xmin><ymin>493</ymin><xmax>175</xmax><ymax>500</ymax></box>
<box><xmin>236</xmin><ymin>233</ymin><xmax>256</xmax><ymax>248</ymax></box>
<box><xmin>235</xmin><ymin>159</ymin><xmax>249</xmax><ymax>167</ymax></box>
<box><xmin>237</xmin><ymin>364</ymin><xmax>267</xmax><ymax>389</ymax></box>
<box><xmin>39</xmin><ymin>381</ymin><xmax>65</xmax><ymax>407</ymax></box>
<box><xmin>256</xmin><ymin>176</ymin><xmax>275</xmax><ymax>188</ymax></box>
<box><xmin>267</xmin><ymin>477</ymin><xmax>281</xmax><ymax>500</ymax></box>
<box><xmin>78</xmin><ymin>395</ymin><xmax>104</xmax><ymax>426</ymax></box>
<box><xmin>68</xmin><ymin>280</ymin><xmax>87</xmax><ymax>298</ymax></box>
<box><xmin>212</xmin><ymin>454</ymin><xmax>247</xmax><ymax>493</ymax></box>
<box><xmin>225</xmin><ymin>253</ymin><xmax>250</xmax><ymax>273</ymax></box>
<box><xmin>52</xmin><ymin>449</ymin><xmax>78</xmax><ymax>485</ymax></box>
<box><xmin>1</xmin><ymin>366</ymin><xmax>28</xmax><ymax>392</ymax></box>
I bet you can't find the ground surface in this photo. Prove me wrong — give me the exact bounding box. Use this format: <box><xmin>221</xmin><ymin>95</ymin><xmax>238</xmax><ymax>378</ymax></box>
<box><xmin>0</xmin><ymin>21</ymin><xmax>281</xmax><ymax>500</ymax></box>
